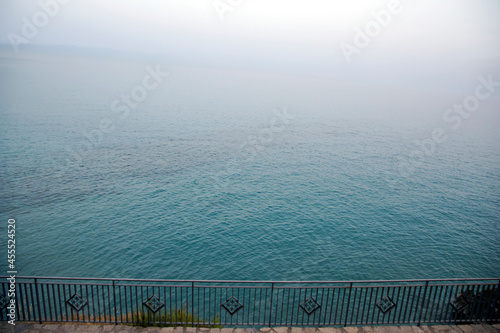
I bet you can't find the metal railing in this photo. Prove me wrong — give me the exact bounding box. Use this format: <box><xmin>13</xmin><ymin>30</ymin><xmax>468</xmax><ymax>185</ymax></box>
<box><xmin>0</xmin><ymin>277</ymin><xmax>498</xmax><ymax>327</ymax></box>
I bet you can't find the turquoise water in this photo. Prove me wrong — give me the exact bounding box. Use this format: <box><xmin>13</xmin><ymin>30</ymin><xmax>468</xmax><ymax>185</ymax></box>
<box><xmin>0</xmin><ymin>52</ymin><xmax>499</xmax><ymax>281</ymax></box>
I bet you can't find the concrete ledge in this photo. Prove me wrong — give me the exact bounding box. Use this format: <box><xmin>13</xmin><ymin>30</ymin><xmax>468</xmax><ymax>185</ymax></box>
<box><xmin>0</xmin><ymin>324</ymin><xmax>499</xmax><ymax>333</ymax></box>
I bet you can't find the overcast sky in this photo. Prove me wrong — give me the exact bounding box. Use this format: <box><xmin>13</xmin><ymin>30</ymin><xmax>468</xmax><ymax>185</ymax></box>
<box><xmin>0</xmin><ymin>0</ymin><xmax>499</xmax><ymax>91</ymax></box>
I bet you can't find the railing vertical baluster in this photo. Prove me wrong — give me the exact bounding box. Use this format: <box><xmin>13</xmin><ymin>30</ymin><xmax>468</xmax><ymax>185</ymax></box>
<box><xmin>427</xmin><ymin>284</ymin><xmax>438</xmax><ymax>323</ymax></box>
<box><xmin>252</xmin><ymin>287</ymin><xmax>257</xmax><ymax>325</ymax></box>
<box><xmin>259</xmin><ymin>286</ymin><xmax>263</xmax><ymax>325</ymax></box>
<box><xmin>102</xmin><ymin>285</ymin><xmax>106</xmax><ymax>323</ymax></box>
<box><xmin>50</xmin><ymin>284</ymin><xmax>56</xmax><ymax>321</ymax></box>
<box><xmin>274</xmin><ymin>287</ymin><xmax>279</xmax><ymax>326</ymax></box>
<box><xmin>106</xmin><ymin>285</ymin><xmax>111</xmax><ymax>323</ymax></box>
<box><xmin>372</xmin><ymin>286</ymin><xmax>380</xmax><ymax>324</ymax></box>
<box><xmin>388</xmin><ymin>287</ymin><xmax>395</xmax><ymax>324</ymax></box>
<box><xmin>465</xmin><ymin>284</ymin><xmax>476</xmax><ymax>323</ymax></box>
<box><xmin>438</xmin><ymin>285</ymin><xmax>449</xmax><ymax>322</ymax></box>
<box><xmin>355</xmin><ymin>287</ymin><xmax>362</xmax><ymax>325</ymax></box>
<box><xmin>181</xmin><ymin>286</ymin><xmax>184</xmax><ymax>326</ymax></box>
<box><xmin>174</xmin><ymin>286</ymin><xmax>178</xmax><ymax>324</ymax></box>
<box><xmin>361</xmin><ymin>286</ymin><xmax>369</xmax><ymax>324</ymax></box>
<box><xmin>239</xmin><ymin>287</ymin><xmax>243</xmax><ymax>325</ymax></box>
<box><xmin>402</xmin><ymin>285</ymin><xmax>412</xmax><ymax>323</ymax></box>
<box><xmin>327</xmin><ymin>287</ymin><xmax>335</xmax><ymax>325</ymax></box>
<box><xmin>79</xmin><ymin>284</ymin><xmax>85</xmax><ymax>322</ymax></box>
<box><xmin>279</xmin><ymin>288</ymin><xmax>284</xmax><ymax>326</ymax></box>
<box><xmin>97</xmin><ymin>285</ymin><xmax>101</xmax><ymax>322</ymax></box>
<box><xmin>240</xmin><ymin>287</ymin><xmax>244</xmax><ymax>325</ymax></box>
<box><xmin>375</xmin><ymin>286</ymin><xmax>383</xmax><ymax>324</ymax></box>
<box><xmin>315</xmin><ymin>288</ymin><xmax>323</xmax><ymax>326</ymax></box>
<box><xmin>34</xmin><ymin>278</ymin><xmax>42</xmax><ymax>324</ymax></box>
<box><xmin>113</xmin><ymin>280</ymin><xmax>117</xmax><ymax>325</ymax></box>
<box><xmin>57</xmin><ymin>284</ymin><xmax>63</xmax><ymax>322</ymax></box>
<box><xmin>20</xmin><ymin>283</ymin><xmax>26</xmax><ymax>321</ymax></box>
<box><xmin>219</xmin><ymin>287</ymin><xmax>223</xmax><ymax>326</ymax></box>
<box><xmin>335</xmin><ymin>286</ymin><xmax>342</xmax><ymax>325</ymax></box>
<box><xmin>417</xmin><ymin>280</ymin><xmax>429</xmax><ymax>326</ymax></box>
<box><xmin>162</xmin><ymin>285</ymin><xmax>167</xmax><ymax>326</ymax></box>
<box><xmin>286</xmin><ymin>287</ymin><xmax>291</xmax><ymax>325</ymax></box>
<box><xmin>68</xmin><ymin>284</ymin><xmax>74</xmax><ymax>322</ymax></box>
<box><xmin>301</xmin><ymin>288</ymin><xmax>307</xmax><ymax>326</ymax></box>
<box><xmin>247</xmin><ymin>287</ymin><xmax>251</xmax><ymax>326</ymax></box>
<box><xmin>214</xmin><ymin>287</ymin><xmax>217</xmax><ymax>326</ymax></box>
<box><xmin>41</xmin><ymin>282</ymin><xmax>47</xmax><ymax>323</ymax></box>
<box><xmin>474</xmin><ymin>284</ymin><xmax>486</xmax><ymax>321</ymax></box>
<box><xmin>268</xmin><ymin>282</ymin><xmax>274</xmax><ymax>327</ymax></box>
<box><xmin>123</xmin><ymin>285</ymin><xmax>127</xmax><ymax>324</ymax></box>
<box><xmin>136</xmin><ymin>286</ymin><xmax>140</xmax><ymax>324</ymax></box>
<box><xmin>118</xmin><ymin>284</ymin><xmax>122</xmax><ymax>324</ymax></box>
<box><xmin>350</xmin><ymin>286</ymin><xmax>357</xmax><ymax>325</ymax></box>
<box><xmin>344</xmin><ymin>282</ymin><xmax>352</xmax><ymax>326</ymax></box>
<box><xmin>299</xmin><ymin>288</ymin><xmax>304</xmax><ymax>325</ymax></box>
<box><xmin>455</xmin><ymin>285</ymin><xmax>470</xmax><ymax>322</ymax></box>
<box><xmin>208</xmin><ymin>286</ymin><xmax>211</xmax><ymax>325</ymax></box>
<box><xmin>87</xmin><ymin>284</ymin><xmax>93</xmax><ymax>323</ymax></box>
<box><xmin>23</xmin><ymin>283</ymin><xmax>30</xmax><ymax>321</ymax></box>
<box><xmin>90</xmin><ymin>285</ymin><xmax>96</xmax><ymax>323</ymax></box>
<box><xmin>191</xmin><ymin>281</ymin><xmax>194</xmax><ymax>327</ymax></box>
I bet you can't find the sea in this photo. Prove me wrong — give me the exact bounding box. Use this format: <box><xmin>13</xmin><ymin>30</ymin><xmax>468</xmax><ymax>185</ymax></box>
<box><xmin>0</xmin><ymin>50</ymin><xmax>499</xmax><ymax>281</ymax></box>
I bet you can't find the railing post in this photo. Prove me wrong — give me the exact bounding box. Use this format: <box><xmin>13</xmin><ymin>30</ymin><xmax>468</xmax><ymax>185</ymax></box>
<box><xmin>344</xmin><ymin>282</ymin><xmax>352</xmax><ymax>327</ymax></box>
<box><xmin>113</xmin><ymin>280</ymin><xmax>117</xmax><ymax>325</ymax></box>
<box><xmin>34</xmin><ymin>278</ymin><xmax>42</xmax><ymax>324</ymax></box>
<box><xmin>495</xmin><ymin>280</ymin><xmax>500</xmax><ymax>322</ymax></box>
<box><xmin>417</xmin><ymin>280</ymin><xmax>429</xmax><ymax>326</ymax></box>
<box><xmin>268</xmin><ymin>282</ymin><xmax>274</xmax><ymax>327</ymax></box>
<box><xmin>485</xmin><ymin>279</ymin><xmax>500</xmax><ymax>323</ymax></box>
<box><xmin>191</xmin><ymin>282</ymin><xmax>194</xmax><ymax>327</ymax></box>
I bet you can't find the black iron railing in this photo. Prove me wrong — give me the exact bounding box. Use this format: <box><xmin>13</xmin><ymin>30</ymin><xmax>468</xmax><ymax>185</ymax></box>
<box><xmin>0</xmin><ymin>277</ymin><xmax>499</xmax><ymax>327</ymax></box>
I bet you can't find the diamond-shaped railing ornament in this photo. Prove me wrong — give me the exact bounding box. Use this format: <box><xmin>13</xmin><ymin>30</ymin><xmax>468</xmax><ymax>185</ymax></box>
<box><xmin>66</xmin><ymin>293</ymin><xmax>87</xmax><ymax>312</ymax></box>
<box><xmin>221</xmin><ymin>296</ymin><xmax>243</xmax><ymax>315</ymax></box>
<box><xmin>0</xmin><ymin>294</ymin><xmax>9</xmax><ymax>310</ymax></box>
<box><xmin>450</xmin><ymin>293</ymin><xmax>469</xmax><ymax>312</ymax></box>
<box><xmin>143</xmin><ymin>295</ymin><xmax>165</xmax><ymax>313</ymax></box>
<box><xmin>300</xmin><ymin>297</ymin><xmax>321</xmax><ymax>315</ymax></box>
<box><xmin>376</xmin><ymin>296</ymin><xmax>396</xmax><ymax>314</ymax></box>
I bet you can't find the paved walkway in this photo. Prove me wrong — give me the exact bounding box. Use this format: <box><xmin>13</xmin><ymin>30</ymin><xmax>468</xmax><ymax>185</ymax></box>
<box><xmin>1</xmin><ymin>324</ymin><xmax>499</xmax><ymax>333</ymax></box>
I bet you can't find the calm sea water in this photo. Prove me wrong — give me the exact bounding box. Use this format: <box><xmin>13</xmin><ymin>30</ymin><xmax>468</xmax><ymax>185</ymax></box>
<box><xmin>0</xmin><ymin>52</ymin><xmax>499</xmax><ymax>281</ymax></box>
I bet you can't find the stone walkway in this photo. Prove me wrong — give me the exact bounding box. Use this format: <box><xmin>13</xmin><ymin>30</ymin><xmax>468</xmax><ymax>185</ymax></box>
<box><xmin>1</xmin><ymin>324</ymin><xmax>499</xmax><ymax>333</ymax></box>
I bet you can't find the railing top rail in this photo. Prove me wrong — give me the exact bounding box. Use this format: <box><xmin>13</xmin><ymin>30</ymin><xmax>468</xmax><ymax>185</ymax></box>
<box><xmin>1</xmin><ymin>276</ymin><xmax>499</xmax><ymax>284</ymax></box>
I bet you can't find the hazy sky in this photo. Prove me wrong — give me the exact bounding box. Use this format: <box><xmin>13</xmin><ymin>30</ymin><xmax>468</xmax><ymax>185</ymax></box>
<box><xmin>1</xmin><ymin>0</ymin><xmax>499</xmax><ymax>96</ymax></box>
<box><xmin>1</xmin><ymin>1</ymin><xmax>499</xmax><ymax>61</ymax></box>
